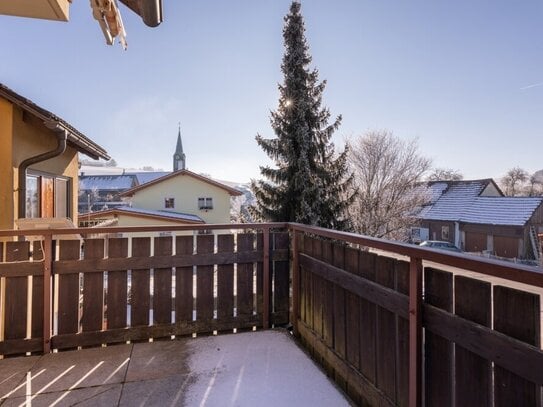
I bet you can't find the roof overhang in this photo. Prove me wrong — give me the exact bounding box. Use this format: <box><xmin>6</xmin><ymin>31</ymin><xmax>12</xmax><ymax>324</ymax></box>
<box><xmin>83</xmin><ymin>208</ymin><xmax>205</xmax><ymax>224</ymax></box>
<box><xmin>121</xmin><ymin>170</ymin><xmax>244</xmax><ymax>197</ymax></box>
<box><xmin>0</xmin><ymin>83</ymin><xmax>110</xmax><ymax>161</ymax></box>
<box><xmin>119</xmin><ymin>0</ymin><xmax>162</xmax><ymax>27</ymax></box>
<box><xmin>0</xmin><ymin>0</ymin><xmax>69</xmax><ymax>22</ymax></box>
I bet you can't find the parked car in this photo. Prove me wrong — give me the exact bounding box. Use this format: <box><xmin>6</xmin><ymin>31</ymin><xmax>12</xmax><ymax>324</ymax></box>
<box><xmin>419</xmin><ymin>240</ymin><xmax>462</xmax><ymax>252</ymax></box>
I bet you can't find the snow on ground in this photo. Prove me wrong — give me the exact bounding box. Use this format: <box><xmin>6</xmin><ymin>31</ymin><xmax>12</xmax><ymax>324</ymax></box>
<box><xmin>183</xmin><ymin>330</ymin><xmax>350</xmax><ymax>407</ymax></box>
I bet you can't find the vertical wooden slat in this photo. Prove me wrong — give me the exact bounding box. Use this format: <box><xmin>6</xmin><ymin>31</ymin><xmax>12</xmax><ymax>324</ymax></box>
<box><xmin>291</xmin><ymin>231</ymin><xmax>300</xmax><ymax>335</ymax></box>
<box><xmin>345</xmin><ymin>246</ymin><xmax>361</xmax><ymax>404</ymax></box>
<box><xmin>236</xmin><ymin>234</ymin><xmax>254</xmax><ymax>318</ymax></box>
<box><xmin>299</xmin><ymin>234</ymin><xmax>307</xmax><ymax>326</ymax></box>
<box><xmin>196</xmin><ymin>234</ymin><xmax>214</xmax><ymax>323</ymax></box>
<box><xmin>82</xmin><ymin>239</ymin><xmax>105</xmax><ymax>332</ymax></box>
<box><xmin>263</xmin><ymin>228</ymin><xmax>270</xmax><ymax>328</ymax></box>
<box><xmin>408</xmin><ymin>257</ymin><xmax>423</xmax><ymax>407</ymax></box>
<box><xmin>153</xmin><ymin>236</ymin><xmax>173</xmax><ymax>326</ymax></box>
<box><xmin>321</xmin><ymin>240</ymin><xmax>334</xmax><ymax>349</ymax></box>
<box><xmin>311</xmin><ymin>237</ymin><xmax>323</xmax><ymax>338</ymax></box>
<box><xmin>217</xmin><ymin>234</ymin><xmax>234</xmax><ymax>321</ymax></box>
<box><xmin>454</xmin><ymin>276</ymin><xmax>492</xmax><ymax>407</ymax></box>
<box><xmin>131</xmin><ymin>237</ymin><xmax>151</xmax><ymax>327</ymax></box>
<box><xmin>42</xmin><ymin>235</ymin><xmax>53</xmax><ymax>353</ymax></box>
<box><xmin>175</xmin><ymin>235</ymin><xmax>193</xmax><ymax>323</ymax></box>
<box><xmin>333</xmin><ymin>243</ymin><xmax>347</xmax><ymax>362</ymax></box>
<box><xmin>57</xmin><ymin>240</ymin><xmax>80</xmax><ymax>337</ymax></box>
<box><xmin>273</xmin><ymin>232</ymin><xmax>289</xmax><ymax>325</ymax></box>
<box><xmin>494</xmin><ymin>286</ymin><xmax>541</xmax><ymax>407</ymax></box>
<box><xmin>5</xmin><ymin>241</ymin><xmax>30</xmax><ymax>340</ymax></box>
<box><xmin>359</xmin><ymin>250</ymin><xmax>378</xmax><ymax>385</ymax></box>
<box><xmin>424</xmin><ymin>267</ymin><xmax>453</xmax><ymax>407</ymax></box>
<box><xmin>375</xmin><ymin>255</ymin><xmax>397</xmax><ymax>402</ymax></box>
<box><xmin>344</xmin><ymin>247</ymin><xmax>360</xmax><ymax>369</ymax></box>
<box><xmin>305</xmin><ymin>236</ymin><xmax>316</xmax><ymax>333</ymax></box>
<box><xmin>256</xmin><ymin>233</ymin><xmax>264</xmax><ymax>316</ymax></box>
<box><xmin>31</xmin><ymin>240</ymin><xmax>44</xmax><ymax>340</ymax></box>
<box><xmin>395</xmin><ymin>260</ymin><xmax>409</xmax><ymax>407</ymax></box>
<box><xmin>107</xmin><ymin>238</ymin><xmax>128</xmax><ymax>330</ymax></box>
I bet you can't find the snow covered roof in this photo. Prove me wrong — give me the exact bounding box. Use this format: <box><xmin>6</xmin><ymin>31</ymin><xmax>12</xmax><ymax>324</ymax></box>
<box><xmin>87</xmin><ymin>206</ymin><xmax>205</xmax><ymax>223</ymax></box>
<box><xmin>128</xmin><ymin>171</ymin><xmax>170</xmax><ymax>185</ymax></box>
<box><xmin>414</xmin><ymin>182</ymin><xmax>450</xmax><ymax>218</ymax></box>
<box><xmin>462</xmin><ymin>197</ymin><xmax>543</xmax><ymax>226</ymax></box>
<box><xmin>80</xmin><ymin>175</ymin><xmax>136</xmax><ymax>191</ymax></box>
<box><xmin>417</xmin><ymin>179</ymin><xmax>543</xmax><ymax>226</ymax></box>
<box><xmin>422</xmin><ymin>180</ymin><xmax>491</xmax><ymax>221</ymax></box>
<box><xmin>121</xmin><ymin>169</ymin><xmax>243</xmax><ymax>197</ymax></box>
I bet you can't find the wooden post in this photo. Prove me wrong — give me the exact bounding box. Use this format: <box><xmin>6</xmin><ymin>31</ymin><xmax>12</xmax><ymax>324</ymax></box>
<box><xmin>43</xmin><ymin>233</ymin><xmax>53</xmax><ymax>354</ymax></box>
<box><xmin>262</xmin><ymin>226</ymin><xmax>270</xmax><ymax>329</ymax></box>
<box><xmin>409</xmin><ymin>257</ymin><xmax>423</xmax><ymax>407</ymax></box>
<box><xmin>291</xmin><ymin>230</ymin><xmax>299</xmax><ymax>336</ymax></box>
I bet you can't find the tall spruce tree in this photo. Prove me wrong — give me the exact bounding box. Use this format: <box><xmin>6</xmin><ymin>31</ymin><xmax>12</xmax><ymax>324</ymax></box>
<box><xmin>252</xmin><ymin>1</ymin><xmax>354</xmax><ymax>230</ymax></box>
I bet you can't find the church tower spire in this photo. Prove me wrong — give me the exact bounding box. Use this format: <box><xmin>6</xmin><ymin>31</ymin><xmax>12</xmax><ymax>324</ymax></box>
<box><xmin>173</xmin><ymin>123</ymin><xmax>186</xmax><ymax>171</ymax></box>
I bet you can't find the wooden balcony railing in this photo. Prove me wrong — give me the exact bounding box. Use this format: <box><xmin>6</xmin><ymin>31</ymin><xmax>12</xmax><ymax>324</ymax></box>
<box><xmin>0</xmin><ymin>223</ymin><xmax>289</xmax><ymax>355</ymax></box>
<box><xmin>1</xmin><ymin>222</ymin><xmax>543</xmax><ymax>407</ymax></box>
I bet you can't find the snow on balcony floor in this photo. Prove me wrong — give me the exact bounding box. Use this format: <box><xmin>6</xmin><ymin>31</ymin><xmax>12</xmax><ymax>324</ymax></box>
<box><xmin>0</xmin><ymin>329</ymin><xmax>350</xmax><ymax>406</ymax></box>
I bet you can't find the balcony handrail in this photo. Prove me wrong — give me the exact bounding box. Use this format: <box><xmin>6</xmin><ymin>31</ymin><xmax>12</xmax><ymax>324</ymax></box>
<box><xmin>0</xmin><ymin>222</ymin><xmax>289</xmax><ymax>237</ymax></box>
<box><xmin>289</xmin><ymin>222</ymin><xmax>543</xmax><ymax>288</ymax></box>
<box><xmin>1</xmin><ymin>221</ymin><xmax>542</xmax><ymax>288</ymax></box>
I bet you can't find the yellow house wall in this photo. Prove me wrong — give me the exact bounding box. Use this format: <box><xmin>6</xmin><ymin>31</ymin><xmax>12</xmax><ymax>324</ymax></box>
<box><xmin>0</xmin><ymin>99</ymin><xmax>14</xmax><ymax>229</ymax></box>
<box><xmin>5</xmin><ymin>104</ymin><xmax>80</xmax><ymax>229</ymax></box>
<box><xmin>129</xmin><ymin>174</ymin><xmax>232</xmax><ymax>224</ymax></box>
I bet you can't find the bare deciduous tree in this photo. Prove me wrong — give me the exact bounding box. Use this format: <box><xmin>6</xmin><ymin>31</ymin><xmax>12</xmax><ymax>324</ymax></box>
<box><xmin>501</xmin><ymin>167</ymin><xmax>529</xmax><ymax>196</ymax></box>
<box><xmin>427</xmin><ymin>167</ymin><xmax>463</xmax><ymax>181</ymax></box>
<box><xmin>347</xmin><ymin>130</ymin><xmax>432</xmax><ymax>240</ymax></box>
<box><xmin>528</xmin><ymin>174</ymin><xmax>543</xmax><ymax>197</ymax></box>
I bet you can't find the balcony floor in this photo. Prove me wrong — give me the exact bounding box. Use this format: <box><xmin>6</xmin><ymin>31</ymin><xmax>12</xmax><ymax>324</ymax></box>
<box><xmin>0</xmin><ymin>329</ymin><xmax>349</xmax><ymax>406</ymax></box>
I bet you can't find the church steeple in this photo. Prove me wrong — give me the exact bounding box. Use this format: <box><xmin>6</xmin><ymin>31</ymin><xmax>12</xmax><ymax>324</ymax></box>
<box><xmin>173</xmin><ymin>123</ymin><xmax>186</xmax><ymax>171</ymax></box>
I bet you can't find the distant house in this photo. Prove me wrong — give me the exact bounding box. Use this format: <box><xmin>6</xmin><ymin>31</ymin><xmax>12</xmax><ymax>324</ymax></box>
<box><xmin>0</xmin><ymin>83</ymin><xmax>109</xmax><ymax>230</ymax></box>
<box><xmin>81</xmin><ymin>128</ymin><xmax>242</xmax><ymax>228</ymax></box>
<box><xmin>119</xmin><ymin>169</ymin><xmax>242</xmax><ymax>225</ymax></box>
<box><xmin>79</xmin><ymin>174</ymin><xmax>137</xmax><ymax>213</ymax></box>
<box><xmin>414</xmin><ymin>179</ymin><xmax>543</xmax><ymax>260</ymax></box>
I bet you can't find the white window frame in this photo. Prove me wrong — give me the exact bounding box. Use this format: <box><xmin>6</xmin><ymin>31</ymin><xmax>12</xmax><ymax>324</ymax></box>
<box><xmin>198</xmin><ymin>197</ymin><xmax>213</xmax><ymax>210</ymax></box>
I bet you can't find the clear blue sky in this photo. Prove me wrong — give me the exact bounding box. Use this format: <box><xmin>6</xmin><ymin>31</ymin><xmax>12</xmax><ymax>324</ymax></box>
<box><xmin>1</xmin><ymin>1</ymin><xmax>542</xmax><ymax>182</ymax></box>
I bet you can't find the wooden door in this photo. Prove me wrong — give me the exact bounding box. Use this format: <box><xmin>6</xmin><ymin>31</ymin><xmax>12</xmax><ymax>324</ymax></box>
<box><xmin>465</xmin><ymin>232</ymin><xmax>486</xmax><ymax>252</ymax></box>
<box><xmin>493</xmin><ymin>236</ymin><xmax>519</xmax><ymax>258</ymax></box>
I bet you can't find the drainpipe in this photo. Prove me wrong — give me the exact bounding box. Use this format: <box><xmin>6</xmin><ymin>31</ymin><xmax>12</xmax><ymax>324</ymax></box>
<box><xmin>18</xmin><ymin>123</ymin><xmax>68</xmax><ymax>219</ymax></box>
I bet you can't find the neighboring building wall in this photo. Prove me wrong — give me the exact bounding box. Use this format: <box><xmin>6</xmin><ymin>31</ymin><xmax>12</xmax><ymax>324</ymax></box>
<box><xmin>421</xmin><ymin>220</ymin><xmax>456</xmax><ymax>243</ymax></box>
<box><xmin>480</xmin><ymin>183</ymin><xmax>503</xmax><ymax>197</ymax></box>
<box><xmin>0</xmin><ymin>98</ymin><xmax>14</xmax><ymax>229</ymax></box>
<box><xmin>0</xmin><ymin>102</ymin><xmax>80</xmax><ymax>229</ymax></box>
<box><xmin>129</xmin><ymin>175</ymin><xmax>232</xmax><ymax>224</ymax></box>
<box><xmin>463</xmin><ymin>223</ymin><xmax>525</xmax><ymax>258</ymax></box>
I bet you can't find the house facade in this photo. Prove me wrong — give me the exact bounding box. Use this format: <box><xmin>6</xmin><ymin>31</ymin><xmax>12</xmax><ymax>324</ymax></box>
<box><xmin>120</xmin><ymin>170</ymin><xmax>242</xmax><ymax>225</ymax></box>
<box><xmin>415</xmin><ymin>179</ymin><xmax>543</xmax><ymax>260</ymax></box>
<box><xmin>0</xmin><ymin>83</ymin><xmax>109</xmax><ymax>230</ymax></box>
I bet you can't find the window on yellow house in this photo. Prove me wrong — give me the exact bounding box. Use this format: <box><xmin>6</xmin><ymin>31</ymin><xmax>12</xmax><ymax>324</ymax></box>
<box><xmin>198</xmin><ymin>197</ymin><xmax>213</xmax><ymax>210</ymax></box>
<box><xmin>25</xmin><ymin>173</ymin><xmax>71</xmax><ymax>218</ymax></box>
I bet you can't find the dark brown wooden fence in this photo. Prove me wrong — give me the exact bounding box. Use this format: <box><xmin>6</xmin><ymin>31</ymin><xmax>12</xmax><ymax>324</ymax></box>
<box><xmin>2</xmin><ymin>222</ymin><xmax>543</xmax><ymax>407</ymax></box>
<box><xmin>0</xmin><ymin>224</ymin><xmax>289</xmax><ymax>356</ymax></box>
<box><xmin>291</xmin><ymin>225</ymin><xmax>543</xmax><ymax>407</ymax></box>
